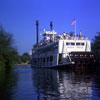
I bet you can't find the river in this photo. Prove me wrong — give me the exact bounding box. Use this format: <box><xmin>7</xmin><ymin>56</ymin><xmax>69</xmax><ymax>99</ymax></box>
<box><xmin>0</xmin><ymin>65</ymin><xmax>100</xmax><ymax>100</ymax></box>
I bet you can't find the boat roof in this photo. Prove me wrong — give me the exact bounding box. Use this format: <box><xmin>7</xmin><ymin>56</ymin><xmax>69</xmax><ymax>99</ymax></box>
<box><xmin>43</xmin><ymin>30</ymin><xmax>57</xmax><ymax>36</ymax></box>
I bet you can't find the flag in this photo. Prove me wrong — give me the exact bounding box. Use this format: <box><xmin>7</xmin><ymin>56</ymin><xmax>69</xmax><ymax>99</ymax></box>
<box><xmin>72</xmin><ymin>19</ymin><xmax>76</xmax><ymax>25</ymax></box>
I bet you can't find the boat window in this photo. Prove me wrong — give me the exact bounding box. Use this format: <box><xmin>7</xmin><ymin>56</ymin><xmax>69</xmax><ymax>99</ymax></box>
<box><xmin>66</xmin><ymin>42</ymin><xmax>70</xmax><ymax>45</ymax></box>
<box><xmin>47</xmin><ymin>57</ymin><xmax>49</xmax><ymax>62</ymax></box>
<box><xmin>50</xmin><ymin>56</ymin><xmax>53</xmax><ymax>62</ymax></box>
<box><xmin>35</xmin><ymin>58</ymin><xmax>37</xmax><ymax>63</ymax></box>
<box><xmin>76</xmin><ymin>43</ymin><xmax>84</xmax><ymax>46</ymax></box>
<box><xmin>66</xmin><ymin>42</ymin><xmax>75</xmax><ymax>45</ymax></box>
<box><xmin>40</xmin><ymin>58</ymin><xmax>42</xmax><ymax>62</ymax></box>
<box><xmin>43</xmin><ymin>58</ymin><xmax>45</xmax><ymax>62</ymax></box>
<box><xmin>71</xmin><ymin>43</ymin><xmax>75</xmax><ymax>45</ymax></box>
<box><xmin>81</xmin><ymin>43</ymin><xmax>84</xmax><ymax>46</ymax></box>
<box><xmin>76</xmin><ymin>43</ymin><xmax>80</xmax><ymax>45</ymax></box>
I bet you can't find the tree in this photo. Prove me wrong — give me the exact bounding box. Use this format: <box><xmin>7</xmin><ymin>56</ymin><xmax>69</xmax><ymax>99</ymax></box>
<box><xmin>21</xmin><ymin>53</ymin><xmax>31</xmax><ymax>63</ymax></box>
<box><xmin>92</xmin><ymin>32</ymin><xmax>100</xmax><ymax>60</ymax></box>
<box><xmin>0</xmin><ymin>25</ymin><xmax>18</xmax><ymax>70</ymax></box>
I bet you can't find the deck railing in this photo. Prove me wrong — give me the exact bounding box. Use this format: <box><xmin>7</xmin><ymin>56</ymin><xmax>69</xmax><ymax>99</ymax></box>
<box><xmin>33</xmin><ymin>36</ymin><xmax>88</xmax><ymax>49</ymax></box>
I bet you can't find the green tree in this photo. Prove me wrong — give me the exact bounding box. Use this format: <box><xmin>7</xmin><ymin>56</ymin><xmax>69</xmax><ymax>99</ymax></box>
<box><xmin>0</xmin><ymin>25</ymin><xmax>18</xmax><ymax>71</ymax></box>
<box><xmin>92</xmin><ymin>32</ymin><xmax>100</xmax><ymax>60</ymax></box>
<box><xmin>21</xmin><ymin>53</ymin><xmax>31</xmax><ymax>63</ymax></box>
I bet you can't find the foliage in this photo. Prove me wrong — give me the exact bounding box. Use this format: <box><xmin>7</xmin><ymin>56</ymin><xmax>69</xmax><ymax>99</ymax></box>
<box><xmin>19</xmin><ymin>53</ymin><xmax>31</xmax><ymax>64</ymax></box>
<box><xmin>21</xmin><ymin>53</ymin><xmax>31</xmax><ymax>63</ymax></box>
<box><xmin>92</xmin><ymin>32</ymin><xmax>100</xmax><ymax>60</ymax></box>
<box><xmin>0</xmin><ymin>25</ymin><xmax>18</xmax><ymax>71</ymax></box>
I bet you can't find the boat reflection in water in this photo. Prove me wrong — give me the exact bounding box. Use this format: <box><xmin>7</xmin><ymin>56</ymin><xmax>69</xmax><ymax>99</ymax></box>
<box><xmin>32</xmin><ymin>67</ymin><xmax>98</xmax><ymax>100</ymax></box>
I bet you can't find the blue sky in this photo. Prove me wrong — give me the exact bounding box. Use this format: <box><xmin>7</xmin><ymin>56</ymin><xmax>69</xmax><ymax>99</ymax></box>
<box><xmin>0</xmin><ymin>0</ymin><xmax>100</xmax><ymax>54</ymax></box>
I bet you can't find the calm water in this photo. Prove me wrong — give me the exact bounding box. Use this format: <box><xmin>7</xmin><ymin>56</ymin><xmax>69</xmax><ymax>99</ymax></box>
<box><xmin>0</xmin><ymin>65</ymin><xmax>100</xmax><ymax>100</ymax></box>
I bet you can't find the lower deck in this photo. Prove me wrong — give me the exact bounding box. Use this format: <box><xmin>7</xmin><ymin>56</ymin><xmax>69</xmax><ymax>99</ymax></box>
<box><xmin>31</xmin><ymin>52</ymin><xmax>95</xmax><ymax>68</ymax></box>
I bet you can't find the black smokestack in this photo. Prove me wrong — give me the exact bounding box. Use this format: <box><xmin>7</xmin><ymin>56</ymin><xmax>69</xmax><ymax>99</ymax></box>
<box><xmin>50</xmin><ymin>21</ymin><xmax>53</xmax><ymax>31</ymax></box>
<box><xmin>36</xmin><ymin>20</ymin><xmax>39</xmax><ymax>44</ymax></box>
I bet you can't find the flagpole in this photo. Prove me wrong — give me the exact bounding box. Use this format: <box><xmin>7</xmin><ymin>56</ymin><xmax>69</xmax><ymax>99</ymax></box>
<box><xmin>75</xmin><ymin>20</ymin><xmax>76</xmax><ymax>39</ymax></box>
<box><xmin>40</xmin><ymin>33</ymin><xmax>42</xmax><ymax>41</ymax></box>
<box><xmin>71</xmin><ymin>19</ymin><xmax>76</xmax><ymax>39</ymax></box>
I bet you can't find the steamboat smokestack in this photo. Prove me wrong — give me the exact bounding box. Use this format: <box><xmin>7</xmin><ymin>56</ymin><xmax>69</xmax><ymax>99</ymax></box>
<box><xmin>50</xmin><ymin>21</ymin><xmax>53</xmax><ymax>31</ymax></box>
<box><xmin>36</xmin><ymin>20</ymin><xmax>39</xmax><ymax>44</ymax></box>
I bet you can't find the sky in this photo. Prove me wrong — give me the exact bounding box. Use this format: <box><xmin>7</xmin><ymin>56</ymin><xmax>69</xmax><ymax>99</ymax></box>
<box><xmin>0</xmin><ymin>0</ymin><xmax>100</xmax><ymax>54</ymax></box>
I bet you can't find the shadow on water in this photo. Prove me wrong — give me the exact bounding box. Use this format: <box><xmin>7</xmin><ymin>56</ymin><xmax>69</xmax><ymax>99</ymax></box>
<box><xmin>32</xmin><ymin>65</ymin><xmax>100</xmax><ymax>100</ymax></box>
<box><xmin>0</xmin><ymin>69</ymin><xmax>18</xmax><ymax>100</ymax></box>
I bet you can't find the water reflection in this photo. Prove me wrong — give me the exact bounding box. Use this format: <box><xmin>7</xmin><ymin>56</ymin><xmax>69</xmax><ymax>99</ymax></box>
<box><xmin>0</xmin><ymin>69</ymin><xmax>18</xmax><ymax>100</ymax></box>
<box><xmin>92</xmin><ymin>71</ymin><xmax>100</xmax><ymax>99</ymax></box>
<box><xmin>32</xmin><ymin>69</ymin><xmax>59</xmax><ymax>100</ymax></box>
<box><xmin>0</xmin><ymin>65</ymin><xmax>100</xmax><ymax>100</ymax></box>
<box><xmin>32</xmin><ymin>68</ymin><xmax>100</xmax><ymax>100</ymax></box>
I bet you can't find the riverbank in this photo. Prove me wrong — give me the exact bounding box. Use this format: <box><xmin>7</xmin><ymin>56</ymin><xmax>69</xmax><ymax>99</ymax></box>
<box><xmin>15</xmin><ymin>62</ymin><xmax>30</xmax><ymax>66</ymax></box>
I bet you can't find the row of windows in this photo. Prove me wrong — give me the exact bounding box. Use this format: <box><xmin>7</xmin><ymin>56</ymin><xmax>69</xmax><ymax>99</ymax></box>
<box><xmin>66</xmin><ymin>42</ymin><xmax>84</xmax><ymax>46</ymax></box>
<box><xmin>33</xmin><ymin>56</ymin><xmax>53</xmax><ymax>63</ymax></box>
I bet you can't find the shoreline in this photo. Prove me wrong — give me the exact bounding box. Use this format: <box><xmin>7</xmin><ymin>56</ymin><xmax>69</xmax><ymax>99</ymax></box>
<box><xmin>15</xmin><ymin>64</ymin><xmax>30</xmax><ymax>66</ymax></box>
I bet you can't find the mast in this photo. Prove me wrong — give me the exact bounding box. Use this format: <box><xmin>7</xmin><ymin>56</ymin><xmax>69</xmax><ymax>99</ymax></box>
<box><xmin>50</xmin><ymin>21</ymin><xmax>54</xmax><ymax>42</ymax></box>
<box><xmin>50</xmin><ymin>21</ymin><xmax>53</xmax><ymax>31</ymax></box>
<box><xmin>75</xmin><ymin>21</ymin><xmax>76</xmax><ymax>39</ymax></box>
<box><xmin>36</xmin><ymin>20</ymin><xmax>39</xmax><ymax>45</ymax></box>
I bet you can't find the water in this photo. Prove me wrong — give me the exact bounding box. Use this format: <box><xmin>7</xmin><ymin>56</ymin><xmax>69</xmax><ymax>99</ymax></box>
<box><xmin>0</xmin><ymin>65</ymin><xmax>100</xmax><ymax>100</ymax></box>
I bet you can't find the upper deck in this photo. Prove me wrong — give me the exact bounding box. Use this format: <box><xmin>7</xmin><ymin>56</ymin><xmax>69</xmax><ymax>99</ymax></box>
<box><xmin>33</xmin><ymin>30</ymin><xmax>89</xmax><ymax>50</ymax></box>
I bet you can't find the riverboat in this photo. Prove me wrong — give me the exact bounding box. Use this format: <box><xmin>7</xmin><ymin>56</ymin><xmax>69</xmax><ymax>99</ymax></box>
<box><xmin>31</xmin><ymin>21</ymin><xmax>95</xmax><ymax>68</ymax></box>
